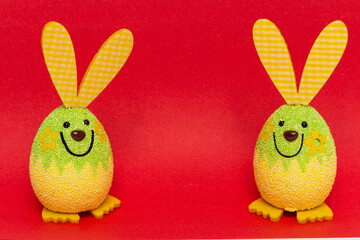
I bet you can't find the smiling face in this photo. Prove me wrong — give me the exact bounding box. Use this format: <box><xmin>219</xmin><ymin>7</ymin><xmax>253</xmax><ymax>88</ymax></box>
<box><xmin>254</xmin><ymin>104</ymin><xmax>337</xmax><ymax>211</ymax></box>
<box><xmin>31</xmin><ymin>105</ymin><xmax>111</xmax><ymax>174</ymax></box>
<box><xmin>30</xmin><ymin>105</ymin><xmax>113</xmax><ymax>213</ymax></box>
<box><xmin>256</xmin><ymin>104</ymin><xmax>335</xmax><ymax>172</ymax></box>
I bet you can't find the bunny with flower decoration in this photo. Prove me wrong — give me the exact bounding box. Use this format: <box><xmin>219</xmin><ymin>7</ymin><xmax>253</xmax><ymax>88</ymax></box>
<box><xmin>29</xmin><ymin>22</ymin><xmax>133</xmax><ymax>223</ymax></box>
<box><xmin>249</xmin><ymin>19</ymin><xmax>347</xmax><ymax>224</ymax></box>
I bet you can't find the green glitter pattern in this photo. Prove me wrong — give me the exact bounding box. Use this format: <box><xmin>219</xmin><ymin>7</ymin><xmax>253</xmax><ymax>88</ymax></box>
<box><xmin>255</xmin><ymin>104</ymin><xmax>336</xmax><ymax>172</ymax></box>
<box><xmin>31</xmin><ymin>106</ymin><xmax>112</xmax><ymax>174</ymax></box>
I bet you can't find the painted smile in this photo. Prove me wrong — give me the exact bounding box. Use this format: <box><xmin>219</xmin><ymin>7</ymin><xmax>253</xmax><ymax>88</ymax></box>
<box><xmin>60</xmin><ymin>130</ymin><xmax>94</xmax><ymax>157</ymax></box>
<box><xmin>273</xmin><ymin>132</ymin><xmax>304</xmax><ymax>158</ymax></box>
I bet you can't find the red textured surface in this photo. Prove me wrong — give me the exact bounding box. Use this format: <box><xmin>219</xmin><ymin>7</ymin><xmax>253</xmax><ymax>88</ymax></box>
<box><xmin>1</xmin><ymin>0</ymin><xmax>360</xmax><ymax>239</ymax></box>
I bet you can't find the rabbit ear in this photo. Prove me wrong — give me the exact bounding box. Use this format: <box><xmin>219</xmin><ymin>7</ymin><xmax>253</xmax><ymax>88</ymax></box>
<box><xmin>253</xmin><ymin>19</ymin><xmax>299</xmax><ymax>104</ymax></box>
<box><xmin>298</xmin><ymin>21</ymin><xmax>348</xmax><ymax>105</ymax></box>
<box><xmin>76</xmin><ymin>29</ymin><xmax>133</xmax><ymax>108</ymax></box>
<box><xmin>42</xmin><ymin>21</ymin><xmax>78</xmax><ymax>108</ymax></box>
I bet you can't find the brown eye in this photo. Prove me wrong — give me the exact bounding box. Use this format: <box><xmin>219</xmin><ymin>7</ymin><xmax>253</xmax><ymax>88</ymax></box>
<box><xmin>63</xmin><ymin>122</ymin><xmax>70</xmax><ymax>128</ymax></box>
<box><xmin>279</xmin><ymin>121</ymin><xmax>284</xmax><ymax>127</ymax></box>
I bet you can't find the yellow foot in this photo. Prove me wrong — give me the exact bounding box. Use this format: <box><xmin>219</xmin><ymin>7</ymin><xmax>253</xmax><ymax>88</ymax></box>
<box><xmin>90</xmin><ymin>195</ymin><xmax>121</xmax><ymax>220</ymax></box>
<box><xmin>296</xmin><ymin>203</ymin><xmax>333</xmax><ymax>224</ymax></box>
<box><xmin>249</xmin><ymin>198</ymin><xmax>284</xmax><ymax>222</ymax></box>
<box><xmin>42</xmin><ymin>208</ymin><xmax>80</xmax><ymax>224</ymax></box>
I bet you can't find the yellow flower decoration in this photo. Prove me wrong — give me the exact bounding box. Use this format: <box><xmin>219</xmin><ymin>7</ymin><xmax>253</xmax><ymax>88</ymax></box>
<box><xmin>259</xmin><ymin>118</ymin><xmax>275</xmax><ymax>141</ymax></box>
<box><xmin>39</xmin><ymin>127</ymin><xmax>58</xmax><ymax>152</ymax></box>
<box><xmin>94</xmin><ymin>120</ymin><xmax>107</xmax><ymax>143</ymax></box>
<box><xmin>304</xmin><ymin>130</ymin><xmax>327</xmax><ymax>155</ymax></box>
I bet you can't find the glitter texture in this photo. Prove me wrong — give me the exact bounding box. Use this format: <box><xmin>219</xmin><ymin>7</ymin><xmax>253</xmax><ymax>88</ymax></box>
<box><xmin>254</xmin><ymin>104</ymin><xmax>336</xmax><ymax>211</ymax></box>
<box><xmin>29</xmin><ymin>105</ymin><xmax>113</xmax><ymax>213</ymax></box>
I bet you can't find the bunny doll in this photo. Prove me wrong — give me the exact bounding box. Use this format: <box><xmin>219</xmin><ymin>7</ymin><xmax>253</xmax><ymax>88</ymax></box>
<box><xmin>29</xmin><ymin>22</ymin><xmax>133</xmax><ymax>223</ymax></box>
<box><xmin>249</xmin><ymin>19</ymin><xmax>347</xmax><ymax>224</ymax></box>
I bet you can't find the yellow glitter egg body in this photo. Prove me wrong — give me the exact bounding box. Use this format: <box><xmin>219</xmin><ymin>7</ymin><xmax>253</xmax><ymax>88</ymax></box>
<box><xmin>254</xmin><ymin>105</ymin><xmax>336</xmax><ymax>211</ymax></box>
<box><xmin>30</xmin><ymin>155</ymin><xmax>113</xmax><ymax>213</ymax></box>
<box><xmin>30</xmin><ymin>106</ymin><xmax>113</xmax><ymax>213</ymax></box>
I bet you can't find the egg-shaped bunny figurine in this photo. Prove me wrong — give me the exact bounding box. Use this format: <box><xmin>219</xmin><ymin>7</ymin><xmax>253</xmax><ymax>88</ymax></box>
<box><xmin>248</xmin><ymin>19</ymin><xmax>347</xmax><ymax>224</ymax></box>
<box><xmin>29</xmin><ymin>22</ymin><xmax>133</xmax><ymax>223</ymax></box>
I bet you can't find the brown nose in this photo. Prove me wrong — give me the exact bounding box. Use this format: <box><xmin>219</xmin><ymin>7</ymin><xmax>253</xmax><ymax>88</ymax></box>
<box><xmin>283</xmin><ymin>130</ymin><xmax>298</xmax><ymax>142</ymax></box>
<box><xmin>71</xmin><ymin>130</ymin><xmax>86</xmax><ymax>142</ymax></box>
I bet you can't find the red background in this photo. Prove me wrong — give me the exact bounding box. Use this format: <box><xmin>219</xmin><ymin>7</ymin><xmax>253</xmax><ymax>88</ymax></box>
<box><xmin>1</xmin><ymin>0</ymin><xmax>360</xmax><ymax>239</ymax></box>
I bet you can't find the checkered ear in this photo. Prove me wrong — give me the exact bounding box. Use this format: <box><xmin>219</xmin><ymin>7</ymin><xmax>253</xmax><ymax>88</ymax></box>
<box><xmin>253</xmin><ymin>19</ymin><xmax>298</xmax><ymax>105</ymax></box>
<box><xmin>42</xmin><ymin>22</ymin><xmax>78</xmax><ymax>107</ymax></box>
<box><xmin>298</xmin><ymin>21</ymin><xmax>348</xmax><ymax>105</ymax></box>
<box><xmin>253</xmin><ymin>19</ymin><xmax>348</xmax><ymax>106</ymax></box>
<box><xmin>77</xmin><ymin>29</ymin><xmax>133</xmax><ymax>108</ymax></box>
